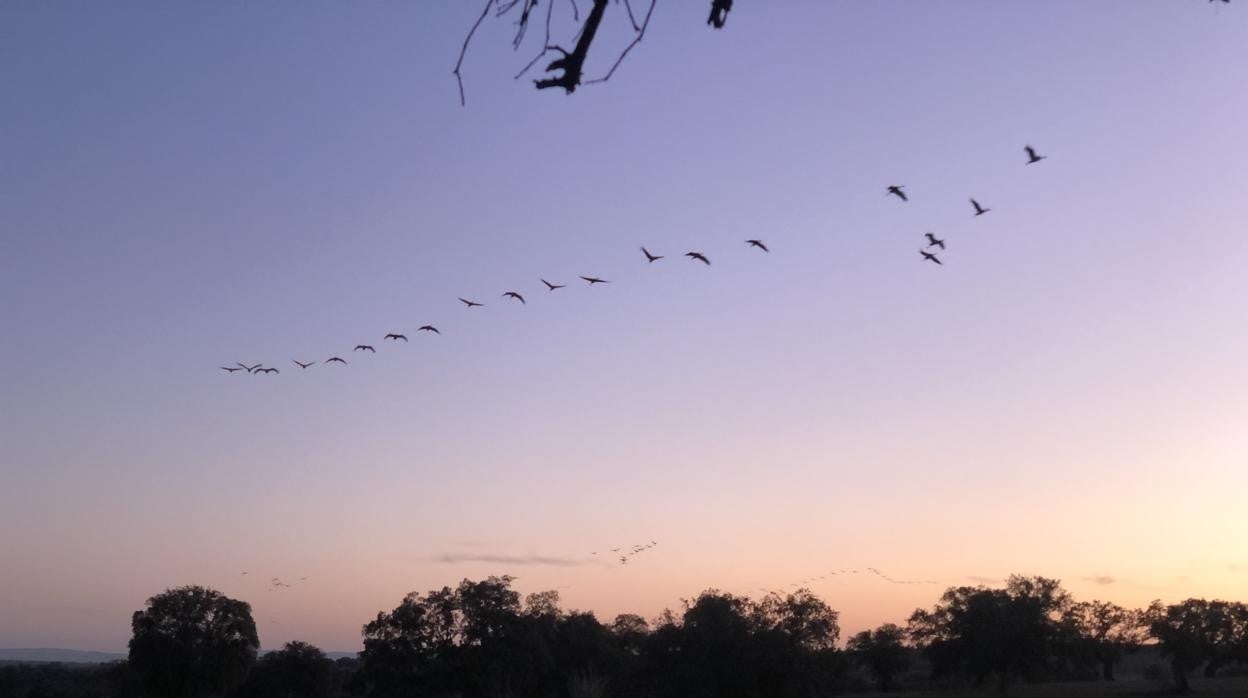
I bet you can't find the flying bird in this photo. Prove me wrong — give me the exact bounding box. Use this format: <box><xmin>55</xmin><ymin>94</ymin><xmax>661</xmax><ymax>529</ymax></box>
<box><xmin>919</xmin><ymin>249</ymin><xmax>943</xmax><ymax>266</ymax></box>
<box><xmin>580</xmin><ymin>276</ymin><xmax>608</xmax><ymax>284</ymax></box>
<box><xmin>641</xmin><ymin>246</ymin><xmax>664</xmax><ymax>263</ymax></box>
<box><xmin>257</xmin><ymin>367</ymin><xmax>280</xmax><ymax>374</ymax></box>
<box><xmin>418</xmin><ymin>325</ymin><xmax>440</xmax><ymax>334</ymax></box>
<box><xmin>887</xmin><ymin>185</ymin><xmax>908</xmax><ymax>202</ymax></box>
<box><xmin>970</xmin><ymin>198</ymin><xmax>991</xmax><ymax>216</ymax></box>
<box><xmin>354</xmin><ymin>345</ymin><xmax>375</xmax><ymax>353</ymax></box>
<box><xmin>384</xmin><ymin>333</ymin><xmax>408</xmax><ymax>342</ymax></box>
<box><xmin>237</xmin><ymin>363</ymin><xmax>263</xmax><ymax>373</ymax></box>
<box><xmin>326</xmin><ymin>356</ymin><xmax>347</xmax><ymax>365</ymax></box>
<box><xmin>924</xmin><ymin>233</ymin><xmax>946</xmax><ymax>249</ymax></box>
<box><xmin>503</xmin><ymin>291</ymin><xmax>526</xmax><ymax>304</ymax></box>
<box><xmin>541</xmin><ymin>278</ymin><xmax>565</xmax><ymax>291</ymax></box>
<box><xmin>685</xmin><ymin>252</ymin><xmax>711</xmax><ymax>266</ymax></box>
<box><xmin>1025</xmin><ymin>145</ymin><xmax>1047</xmax><ymax>165</ymax></box>
<box><xmin>220</xmin><ymin>366</ymin><xmax>244</xmax><ymax>373</ymax></box>
<box><xmin>293</xmin><ymin>360</ymin><xmax>316</xmax><ymax>369</ymax></box>
<box><xmin>459</xmin><ymin>297</ymin><xmax>484</xmax><ymax>308</ymax></box>
<box><xmin>746</xmin><ymin>239</ymin><xmax>769</xmax><ymax>252</ymax></box>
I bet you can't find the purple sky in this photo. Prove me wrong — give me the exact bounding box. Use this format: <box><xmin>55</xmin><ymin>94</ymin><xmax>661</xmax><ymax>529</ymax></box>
<box><xmin>2</xmin><ymin>1</ymin><xmax>1246</xmax><ymax>652</ymax></box>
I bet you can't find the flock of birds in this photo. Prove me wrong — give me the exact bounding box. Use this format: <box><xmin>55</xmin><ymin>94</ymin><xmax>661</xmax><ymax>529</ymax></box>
<box><xmin>591</xmin><ymin>540</ymin><xmax>659</xmax><ymax>565</ymax></box>
<box><xmin>893</xmin><ymin>144</ymin><xmax>1047</xmax><ymax>267</ymax></box>
<box><xmin>238</xmin><ymin>571</ymin><xmax>310</xmax><ymax>592</ymax></box>
<box><xmin>218</xmin><ymin>146</ymin><xmax>1050</xmax><ymax>376</ymax></box>
<box><xmin>761</xmin><ymin>567</ymin><xmax>939</xmax><ymax>596</ymax></box>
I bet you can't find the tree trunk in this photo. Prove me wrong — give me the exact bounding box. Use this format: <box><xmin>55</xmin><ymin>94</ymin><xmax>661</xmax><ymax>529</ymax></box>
<box><xmin>1203</xmin><ymin>659</ymin><xmax>1221</xmax><ymax>678</ymax></box>
<box><xmin>1101</xmin><ymin>658</ymin><xmax>1114</xmax><ymax>681</ymax></box>
<box><xmin>1172</xmin><ymin>660</ymin><xmax>1189</xmax><ymax>693</ymax></box>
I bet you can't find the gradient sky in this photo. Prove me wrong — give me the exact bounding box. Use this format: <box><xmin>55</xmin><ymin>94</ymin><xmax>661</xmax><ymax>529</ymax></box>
<box><xmin>2</xmin><ymin>1</ymin><xmax>1247</xmax><ymax>653</ymax></box>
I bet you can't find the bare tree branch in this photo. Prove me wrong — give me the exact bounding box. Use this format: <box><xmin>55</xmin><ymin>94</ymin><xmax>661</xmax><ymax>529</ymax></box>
<box><xmin>623</xmin><ymin>0</ymin><xmax>641</xmax><ymax>32</ymax></box>
<box><xmin>534</xmin><ymin>0</ymin><xmax>609</xmax><ymax>93</ymax></box>
<box><xmin>454</xmin><ymin>0</ymin><xmax>496</xmax><ymax>106</ymax></box>
<box><xmin>586</xmin><ymin>0</ymin><xmax>655</xmax><ymax>85</ymax></box>
<box><xmin>514</xmin><ymin>0</ymin><xmax>557</xmax><ymax>80</ymax></box>
<box><xmin>568</xmin><ymin>0</ymin><xmax>580</xmax><ymax>22</ymax></box>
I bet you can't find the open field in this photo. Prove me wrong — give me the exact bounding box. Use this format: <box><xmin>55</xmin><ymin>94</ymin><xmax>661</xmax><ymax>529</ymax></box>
<box><xmin>857</xmin><ymin>677</ymin><xmax>1248</xmax><ymax>697</ymax></box>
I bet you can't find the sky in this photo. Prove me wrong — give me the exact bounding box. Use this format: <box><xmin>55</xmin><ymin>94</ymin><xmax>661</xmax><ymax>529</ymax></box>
<box><xmin>1</xmin><ymin>1</ymin><xmax>1247</xmax><ymax>653</ymax></box>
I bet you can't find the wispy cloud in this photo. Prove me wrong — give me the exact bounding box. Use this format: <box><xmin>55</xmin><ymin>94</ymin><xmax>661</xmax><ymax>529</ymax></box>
<box><xmin>1082</xmin><ymin>575</ymin><xmax>1116</xmax><ymax>586</ymax></box>
<box><xmin>434</xmin><ymin>552</ymin><xmax>603</xmax><ymax>568</ymax></box>
<box><xmin>966</xmin><ymin>576</ymin><xmax>1002</xmax><ymax>585</ymax></box>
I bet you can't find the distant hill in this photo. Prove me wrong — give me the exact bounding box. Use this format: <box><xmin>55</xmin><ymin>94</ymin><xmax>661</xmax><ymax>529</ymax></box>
<box><xmin>0</xmin><ymin>648</ymin><xmax>125</xmax><ymax>664</ymax></box>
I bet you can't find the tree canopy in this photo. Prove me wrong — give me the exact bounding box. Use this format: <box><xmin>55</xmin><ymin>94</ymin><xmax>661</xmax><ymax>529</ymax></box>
<box><xmin>127</xmin><ymin>585</ymin><xmax>259</xmax><ymax>698</ymax></box>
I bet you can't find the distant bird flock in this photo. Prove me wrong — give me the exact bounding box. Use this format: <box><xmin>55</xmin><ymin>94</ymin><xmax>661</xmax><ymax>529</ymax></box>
<box><xmin>591</xmin><ymin>540</ymin><xmax>659</xmax><ymax>566</ymax></box>
<box><xmin>764</xmin><ymin>567</ymin><xmax>939</xmax><ymax>595</ymax></box>
<box><xmin>221</xmin><ymin>146</ymin><xmax>1048</xmax><ymax>376</ymax></box>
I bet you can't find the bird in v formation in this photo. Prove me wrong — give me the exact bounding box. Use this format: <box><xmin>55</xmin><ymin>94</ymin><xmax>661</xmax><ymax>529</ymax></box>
<box><xmin>223</xmin><ymin>145</ymin><xmax>1045</xmax><ymax>372</ymax></box>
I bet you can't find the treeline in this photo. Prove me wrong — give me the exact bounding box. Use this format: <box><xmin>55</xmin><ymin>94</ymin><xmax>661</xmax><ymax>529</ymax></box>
<box><xmin>5</xmin><ymin>574</ymin><xmax>1248</xmax><ymax>698</ymax></box>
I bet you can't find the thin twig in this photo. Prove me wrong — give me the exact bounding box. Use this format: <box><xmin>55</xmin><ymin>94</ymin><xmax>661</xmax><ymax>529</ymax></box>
<box><xmin>454</xmin><ymin>0</ymin><xmax>495</xmax><ymax>106</ymax></box>
<box><xmin>568</xmin><ymin>0</ymin><xmax>580</xmax><ymax>22</ymax></box>
<box><xmin>515</xmin><ymin>0</ymin><xmax>558</xmax><ymax>79</ymax></box>
<box><xmin>585</xmin><ymin>0</ymin><xmax>654</xmax><ymax>85</ymax></box>
<box><xmin>623</xmin><ymin>0</ymin><xmax>641</xmax><ymax>32</ymax></box>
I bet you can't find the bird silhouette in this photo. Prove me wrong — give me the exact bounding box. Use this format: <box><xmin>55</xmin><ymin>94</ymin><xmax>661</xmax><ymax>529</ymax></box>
<box><xmin>326</xmin><ymin>357</ymin><xmax>348</xmax><ymax>365</ymax></box>
<box><xmin>924</xmin><ymin>233</ymin><xmax>946</xmax><ymax>249</ymax></box>
<box><xmin>384</xmin><ymin>333</ymin><xmax>408</xmax><ymax>342</ymax></box>
<box><xmin>970</xmin><ymin>198</ymin><xmax>991</xmax><ymax>216</ymax></box>
<box><xmin>354</xmin><ymin>345</ymin><xmax>375</xmax><ymax>353</ymax></box>
<box><xmin>542</xmin><ymin>278</ymin><xmax>566</xmax><ymax>291</ymax></box>
<box><xmin>887</xmin><ymin>185</ymin><xmax>908</xmax><ymax>202</ymax></box>
<box><xmin>746</xmin><ymin>239</ymin><xmax>769</xmax><ymax>252</ymax></box>
<box><xmin>503</xmin><ymin>291</ymin><xmax>526</xmax><ymax>304</ymax></box>
<box><xmin>220</xmin><ymin>366</ymin><xmax>244</xmax><ymax>373</ymax></box>
<box><xmin>257</xmin><ymin>367</ymin><xmax>280</xmax><ymax>374</ymax></box>
<box><xmin>293</xmin><ymin>360</ymin><xmax>316</xmax><ymax>369</ymax></box>
<box><xmin>641</xmin><ymin>246</ymin><xmax>664</xmax><ymax>263</ymax></box>
<box><xmin>1025</xmin><ymin>145</ymin><xmax>1047</xmax><ymax>165</ymax></box>
<box><xmin>580</xmin><ymin>276</ymin><xmax>608</xmax><ymax>284</ymax></box>
<box><xmin>237</xmin><ymin>362</ymin><xmax>263</xmax><ymax>373</ymax></box>
<box><xmin>919</xmin><ymin>249</ymin><xmax>943</xmax><ymax>265</ymax></box>
<box><xmin>459</xmin><ymin>297</ymin><xmax>484</xmax><ymax>308</ymax></box>
<box><xmin>685</xmin><ymin>252</ymin><xmax>711</xmax><ymax>266</ymax></box>
<box><xmin>418</xmin><ymin>325</ymin><xmax>440</xmax><ymax>334</ymax></box>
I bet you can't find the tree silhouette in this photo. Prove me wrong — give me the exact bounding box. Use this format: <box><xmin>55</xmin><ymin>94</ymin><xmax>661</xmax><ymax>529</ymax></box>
<box><xmin>455</xmin><ymin>0</ymin><xmax>727</xmax><ymax>104</ymax></box>
<box><xmin>847</xmin><ymin>623</ymin><xmax>910</xmax><ymax>692</ymax></box>
<box><xmin>127</xmin><ymin>585</ymin><xmax>259</xmax><ymax>698</ymax></box>
<box><xmin>1059</xmin><ymin>600</ymin><xmax>1146</xmax><ymax>681</ymax></box>
<box><xmin>635</xmin><ymin>589</ymin><xmax>843</xmax><ymax>698</ymax></box>
<box><xmin>238</xmin><ymin>641</ymin><xmax>339</xmax><ymax>698</ymax></box>
<box><xmin>1146</xmin><ymin>598</ymin><xmax>1248</xmax><ymax>692</ymax></box>
<box><xmin>907</xmin><ymin>576</ymin><xmax>1071</xmax><ymax>696</ymax></box>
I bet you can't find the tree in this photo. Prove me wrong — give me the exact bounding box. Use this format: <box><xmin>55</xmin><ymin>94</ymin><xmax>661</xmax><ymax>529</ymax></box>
<box><xmin>238</xmin><ymin>641</ymin><xmax>338</xmax><ymax>698</ymax></box>
<box><xmin>127</xmin><ymin>585</ymin><xmax>259</xmax><ymax>698</ymax></box>
<box><xmin>1146</xmin><ymin>598</ymin><xmax>1248</xmax><ymax>692</ymax></box>
<box><xmin>847</xmin><ymin>623</ymin><xmax>910</xmax><ymax>692</ymax></box>
<box><xmin>908</xmin><ymin>576</ymin><xmax>1071</xmax><ymax>696</ymax></box>
<box><xmin>1060</xmin><ymin>601</ymin><xmax>1146</xmax><ymax>681</ymax></box>
<box><xmin>454</xmin><ymin>0</ymin><xmax>729</xmax><ymax>104</ymax></box>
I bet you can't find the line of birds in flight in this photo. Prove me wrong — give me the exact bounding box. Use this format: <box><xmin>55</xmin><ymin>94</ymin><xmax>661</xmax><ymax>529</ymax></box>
<box><xmin>761</xmin><ymin>567</ymin><xmax>939</xmax><ymax>596</ymax></box>
<box><xmin>590</xmin><ymin>540</ymin><xmax>659</xmax><ymax>565</ymax></box>
<box><xmin>218</xmin><ymin>145</ymin><xmax>1048</xmax><ymax>374</ymax></box>
<box><xmin>238</xmin><ymin>571</ymin><xmax>310</xmax><ymax>591</ymax></box>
